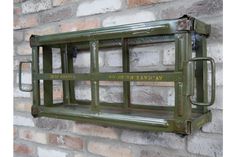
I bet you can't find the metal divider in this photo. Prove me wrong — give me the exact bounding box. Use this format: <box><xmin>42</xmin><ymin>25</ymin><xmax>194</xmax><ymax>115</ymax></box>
<box><xmin>90</xmin><ymin>41</ymin><xmax>100</xmax><ymax>111</ymax></box>
<box><xmin>195</xmin><ymin>35</ymin><xmax>208</xmax><ymax>113</ymax></box>
<box><xmin>61</xmin><ymin>44</ymin><xmax>71</xmax><ymax>104</ymax></box>
<box><xmin>174</xmin><ymin>33</ymin><xmax>192</xmax><ymax>120</ymax></box>
<box><xmin>67</xmin><ymin>46</ymin><xmax>76</xmax><ymax>104</ymax></box>
<box><xmin>43</xmin><ymin>46</ymin><xmax>53</xmax><ymax>106</ymax></box>
<box><xmin>31</xmin><ymin>46</ymin><xmax>40</xmax><ymax>116</ymax></box>
<box><xmin>122</xmin><ymin>38</ymin><xmax>131</xmax><ymax>109</ymax></box>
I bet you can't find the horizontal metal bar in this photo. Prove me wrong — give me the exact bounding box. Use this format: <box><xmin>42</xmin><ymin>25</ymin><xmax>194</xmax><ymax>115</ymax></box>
<box><xmin>34</xmin><ymin>72</ymin><xmax>182</xmax><ymax>82</ymax></box>
<box><xmin>37</xmin><ymin>106</ymin><xmax>169</xmax><ymax>127</ymax></box>
<box><xmin>98</xmin><ymin>103</ymin><xmax>175</xmax><ymax>114</ymax></box>
<box><xmin>30</xmin><ymin>15</ymin><xmax>210</xmax><ymax>47</ymax></box>
<box><xmin>33</xmin><ymin>105</ymin><xmax>204</xmax><ymax>134</ymax></box>
<box><xmin>74</xmin><ymin>100</ymin><xmax>174</xmax><ymax>112</ymax></box>
<box><xmin>65</xmin><ymin>100</ymin><xmax>208</xmax><ymax>116</ymax></box>
<box><xmin>69</xmin><ymin>35</ymin><xmax>175</xmax><ymax>51</ymax></box>
<box><xmin>33</xmin><ymin>24</ymin><xmax>172</xmax><ymax>46</ymax></box>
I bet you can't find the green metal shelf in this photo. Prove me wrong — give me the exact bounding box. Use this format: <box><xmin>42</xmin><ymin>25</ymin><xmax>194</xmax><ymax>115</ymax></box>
<box><xmin>19</xmin><ymin>15</ymin><xmax>215</xmax><ymax>134</ymax></box>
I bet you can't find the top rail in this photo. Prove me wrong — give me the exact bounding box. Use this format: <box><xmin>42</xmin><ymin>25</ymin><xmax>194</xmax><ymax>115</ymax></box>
<box><xmin>30</xmin><ymin>15</ymin><xmax>210</xmax><ymax>47</ymax></box>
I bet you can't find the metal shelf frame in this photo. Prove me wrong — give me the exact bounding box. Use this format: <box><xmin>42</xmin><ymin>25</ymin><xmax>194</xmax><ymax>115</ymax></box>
<box><xmin>19</xmin><ymin>15</ymin><xmax>215</xmax><ymax>134</ymax></box>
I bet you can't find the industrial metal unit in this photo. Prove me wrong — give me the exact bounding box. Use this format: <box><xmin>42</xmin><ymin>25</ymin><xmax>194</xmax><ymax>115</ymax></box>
<box><xmin>19</xmin><ymin>15</ymin><xmax>215</xmax><ymax>134</ymax></box>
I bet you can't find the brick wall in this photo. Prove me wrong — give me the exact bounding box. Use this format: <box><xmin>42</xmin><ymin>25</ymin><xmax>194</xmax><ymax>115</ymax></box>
<box><xmin>14</xmin><ymin>0</ymin><xmax>223</xmax><ymax>157</ymax></box>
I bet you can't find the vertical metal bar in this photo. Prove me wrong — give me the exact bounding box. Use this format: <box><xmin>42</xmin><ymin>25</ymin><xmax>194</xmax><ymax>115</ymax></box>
<box><xmin>195</xmin><ymin>35</ymin><xmax>208</xmax><ymax>113</ymax></box>
<box><xmin>174</xmin><ymin>34</ymin><xmax>183</xmax><ymax>118</ymax></box>
<box><xmin>67</xmin><ymin>46</ymin><xmax>76</xmax><ymax>103</ymax></box>
<box><xmin>61</xmin><ymin>45</ymin><xmax>71</xmax><ymax>104</ymax></box>
<box><xmin>43</xmin><ymin>46</ymin><xmax>53</xmax><ymax>106</ymax></box>
<box><xmin>90</xmin><ymin>40</ymin><xmax>100</xmax><ymax>111</ymax></box>
<box><xmin>122</xmin><ymin>38</ymin><xmax>131</xmax><ymax>108</ymax></box>
<box><xmin>90</xmin><ymin>41</ymin><xmax>99</xmax><ymax>110</ymax></box>
<box><xmin>32</xmin><ymin>46</ymin><xmax>40</xmax><ymax>115</ymax></box>
<box><xmin>174</xmin><ymin>33</ymin><xmax>192</xmax><ymax>120</ymax></box>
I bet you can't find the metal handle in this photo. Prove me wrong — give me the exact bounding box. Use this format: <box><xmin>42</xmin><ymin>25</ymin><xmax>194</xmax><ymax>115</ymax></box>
<box><xmin>19</xmin><ymin>61</ymin><xmax>33</xmax><ymax>92</ymax></box>
<box><xmin>188</xmin><ymin>57</ymin><xmax>215</xmax><ymax>106</ymax></box>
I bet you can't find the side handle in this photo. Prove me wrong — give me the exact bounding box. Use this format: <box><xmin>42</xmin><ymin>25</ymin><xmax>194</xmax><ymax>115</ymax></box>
<box><xmin>188</xmin><ymin>57</ymin><xmax>215</xmax><ymax>106</ymax></box>
<box><xmin>19</xmin><ymin>61</ymin><xmax>33</xmax><ymax>92</ymax></box>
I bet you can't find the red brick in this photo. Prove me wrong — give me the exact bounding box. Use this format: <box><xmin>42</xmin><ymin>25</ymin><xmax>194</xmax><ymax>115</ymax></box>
<box><xmin>18</xmin><ymin>129</ymin><xmax>47</xmax><ymax>144</ymax></box>
<box><xmin>72</xmin><ymin>123</ymin><xmax>119</xmax><ymax>139</ymax></box>
<box><xmin>48</xmin><ymin>134</ymin><xmax>58</xmax><ymax>144</ymax></box>
<box><xmin>35</xmin><ymin>117</ymin><xmax>72</xmax><ymax>130</ymax></box>
<box><xmin>14</xmin><ymin>14</ymin><xmax>38</xmax><ymax>30</ymax></box>
<box><xmin>127</xmin><ymin>0</ymin><xmax>160</xmax><ymax>8</ymax></box>
<box><xmin>40</xmin><ymin>86</ymin><xmax>63</xmax><ymax>101</ymax></box>
<box><xmin>53</xmin><ymin>86</ymin><xmax>63</xmax><ymax>100</ymax></box>
<box><xmin>24</xmin><ymin>24</ymin><xmax>57</xmax><ymax>41</ymax></box>
<box><xmin>160</xmin><ymin>0</ymin><xmax>222</xmax><ymax>19</ymax></box>
<box><xmin>39</xmin><ymin>6</ymin><xmax>74</xmax><ymax>24</ymax></box>
<box><xmin>59</xmin><ymin>18</ymin><xmax>100</xmax><ymax>33</ymax></box>
<box><xmin>88</xmin><ymin>141</ymin><xmax>133</xmax><ymax>157</ymax></box>
<box><xmin>53</xmin><ymin>0</ymin><xmax>64</xmax><ymax>6</ymax></box>
<box><xmin>16</xmin><ymin>42</ymin><xmax>31</xmax><ymax>55</ymax></box>
<box><xmin>14</xmin><ymin>101</ymin><xmax>32</xmax><ymax>112</ymax></box>
<box><xmin>48</xmin><ymin>133</ymin><xmax>83</xmax><ymax>150</ymax></box>
<box><xmin>64</xmin><ymin>136</ymin><xmax>83</xmax><ymax>150</ymax></box>
<box><xmin>14</xmin><ymin>143</ymin><xmax>34</xmax><ymax>155</ymax></box>
<box><xmin>52</xmin><ymin>0</ymin><xmax>73</xmax><ymax>6</ymax></box>
<box><xmin>21</xmin><ymin>62</ymin><xmax>31</xmax><ymax>71</ymax></box>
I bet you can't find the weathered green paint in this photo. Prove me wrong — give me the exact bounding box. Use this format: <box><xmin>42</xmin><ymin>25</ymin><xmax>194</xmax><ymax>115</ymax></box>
<box><xmin>31</xmin><ymin>46</ymin><xmax>40</xmax><ymax>117</ymax></box>
<box><xmin>30</xmin><ymin>15</ymin><xmax>210</xmax><ymax>47</ymax></box>
<box><xmin>191</xmin><ymin>111</ymin><xmax>212</xmax><ymax>132</ymax></box>
<box><xmin>183</xmin><ymin>33</ymin><xmax>193</xmax><ymax>120</ymax></box>
<box><xmin>174</xmin><ymin>33</ymin><xmax>192</xmax><ymax>120</ymax></box>
<box><xmin>195</xmin><ymin>35</ymin><xmax>208</xmax><ymax>113</ymax></box>
<box><xmin>50</xmin><ymin>35</ymin><xmax>175</xmax><ymax>50</ymax></box>
<box><xmin>61</xmin><ymin>45</ymin><xmax>71</xmax><ymax>104</ymax></box>
<box><xmin>34</xmin><ymin>72</ymin><xmax>183</xmax><ymax>81</ymax></box>
<box><xmin>122</xmin><ymin>38</ymin><xmax>131</xmax><ymax>109</ymax></box>
<box><xmin>31</xmin><ymin>104</ymin><xmax>211</xmax><ymax>134</ymax></box>
<box><xmin>188</xmin><ymin>57</ymin><xmax>215</xmax><ymax>106</ymax></box>
<box><xmin>43</xmin><ymin>46</ymin><xmax>53</xmax><ymax>106</ymax></box>
<box><xmin>19</xmin><ymin>15</ymin><xmax>215</xmax><ymax>134</ymax></box>
<box><xmin>90</xmin><ymin>40</ymin><xmax>100</xmax><ymax>111</ymax></box>
<box><xmin>67</xmin><ymin>46</ymin><xmax>76</xmax><ymax>103</ymax></box>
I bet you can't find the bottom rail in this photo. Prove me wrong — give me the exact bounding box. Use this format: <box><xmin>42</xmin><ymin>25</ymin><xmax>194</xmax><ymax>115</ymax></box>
<box><xmin>32</xmin><ymin>105</ymin><xmax>211</xmax><ymax>134</ymax></box>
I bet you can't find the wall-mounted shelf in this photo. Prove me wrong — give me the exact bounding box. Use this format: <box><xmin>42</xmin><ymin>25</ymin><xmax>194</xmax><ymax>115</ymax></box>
<box><xmin>19</xmin><ymin>15</ymin><xmax>215</xmax><ymax>134</ymax></box>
